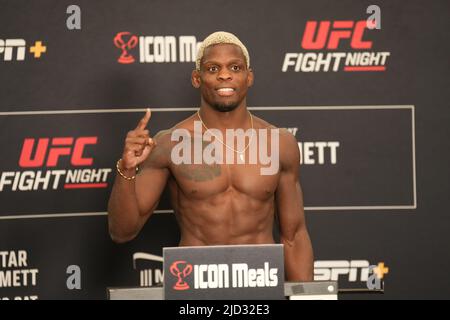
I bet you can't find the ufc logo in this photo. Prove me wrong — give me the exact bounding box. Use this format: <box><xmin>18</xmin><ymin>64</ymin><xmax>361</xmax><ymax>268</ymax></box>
<box><xmin>19</xmin><ymin>137</ymin><xmax>97</xmax><ymax>167</ymax></box>
<box><xmin>301</xmin><ymin>20</ymin><xmax>372</xmax><ymax>50</ymax></box>
<box><xmin>0</xmin><ymin>39</ymin><xmax>26</xmax><ymax>61</ymax></box>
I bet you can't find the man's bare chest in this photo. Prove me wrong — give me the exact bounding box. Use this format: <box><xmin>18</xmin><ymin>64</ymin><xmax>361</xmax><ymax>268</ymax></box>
<box><xmin>169</xmin><ymin>163</ymin><xmax>280</xmax><ymax>201</ymax></box>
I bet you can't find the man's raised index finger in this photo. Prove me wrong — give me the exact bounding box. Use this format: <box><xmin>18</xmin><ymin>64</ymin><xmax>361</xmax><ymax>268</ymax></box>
<box><xmin>137</xmin><ymin>108</ymin><xmax>152</xmax><ymax>129</ymax></box>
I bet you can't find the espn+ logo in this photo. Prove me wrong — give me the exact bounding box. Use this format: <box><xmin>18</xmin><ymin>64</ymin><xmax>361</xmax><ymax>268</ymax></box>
<box><xmin>0</xmin><ymin>39</ymin><xmax>47</xmax><ymax>61</ymax></box>
<box><xmin>314</xmin><ymin>260</ymin><xmax>389</xmax><ymax>290</ymax></box>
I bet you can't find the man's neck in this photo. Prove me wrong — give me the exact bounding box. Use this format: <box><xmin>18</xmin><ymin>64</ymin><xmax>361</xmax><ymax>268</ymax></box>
<box><xmin>198</xmin><ymin>104</ymin><xmax>250</xmax><ymax>130</ymax></box>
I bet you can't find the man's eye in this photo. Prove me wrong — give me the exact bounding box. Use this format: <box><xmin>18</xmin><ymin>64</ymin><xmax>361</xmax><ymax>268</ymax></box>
<box><xmin>208</xmin><ymin>66</ymin><xmax>218</xmax><ymax>72</ymax></box>
<box><xmin>231</xmin><ymin>65</ymin><xmax>241</xmax><ymax>71</ymax></box>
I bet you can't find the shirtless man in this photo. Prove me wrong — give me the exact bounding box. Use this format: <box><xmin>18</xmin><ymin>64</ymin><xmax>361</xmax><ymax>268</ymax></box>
<box><xmin>108</xmin><ymin>32</ymin><xmax>313</xmax><ymax>281</ymax></box>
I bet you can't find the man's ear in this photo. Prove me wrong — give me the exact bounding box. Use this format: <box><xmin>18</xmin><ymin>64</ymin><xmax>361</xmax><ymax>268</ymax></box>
<box><xmin>247</xmin><ymin>68</ymin><xmax>254</xmax><ymax>87</ymax></box>
<box><xmin>191</xmin><ymin>70</ymin><xmax>201</xmax><ymax>88</ymax></box>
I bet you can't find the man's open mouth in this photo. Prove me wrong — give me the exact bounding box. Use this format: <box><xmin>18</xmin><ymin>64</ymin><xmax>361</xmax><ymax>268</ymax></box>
<box><xmin>216</xmin><ymin>87</ymin><xmax>236</xmax><ymax>97</ymax></box>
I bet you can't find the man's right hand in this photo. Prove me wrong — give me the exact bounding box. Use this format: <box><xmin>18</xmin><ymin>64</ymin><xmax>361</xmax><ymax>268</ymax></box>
<box><xmin>120</xmin><ymin>108</ymin><xmax>156</xmax><ymax>171</ymax></box>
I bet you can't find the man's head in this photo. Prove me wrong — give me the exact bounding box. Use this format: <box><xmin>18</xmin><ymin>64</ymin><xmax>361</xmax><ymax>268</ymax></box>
<box><xmin>192</xmin><ymin>31</ymin><xmax>254</xmax><ymax>113</ymax></box>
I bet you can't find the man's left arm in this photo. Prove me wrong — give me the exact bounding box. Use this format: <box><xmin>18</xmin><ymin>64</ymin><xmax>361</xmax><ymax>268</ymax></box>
<box><xmin>275</xmin><ymin>130</ymin><xmax>314</xmax><ymax>281</ymax></box>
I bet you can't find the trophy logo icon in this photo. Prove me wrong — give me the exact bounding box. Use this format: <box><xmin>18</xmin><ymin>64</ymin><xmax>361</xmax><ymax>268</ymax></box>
<box><xmin>169</xmin><ymin>260</ymin><xmax>193</xmax><ymax>290</ymax></box>
<box><xmin>113</xmin><ymin>31</ymin><xmax>138</xmax><ymax>64</ymax></box>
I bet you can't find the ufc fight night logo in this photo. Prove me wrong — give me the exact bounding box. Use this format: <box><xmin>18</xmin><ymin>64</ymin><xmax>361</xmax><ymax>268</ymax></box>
<box><xmin>282</xmin><ymin>20</ymin><xmax>390</xmax><ymax>72</ymax></box>
<box><xmin>0</xmin><ymin>136</ymin><xmax>112</xmax><ymax>191</ymax></box>
<box><xmin>19</xmin><ymin>137</ymin><xmax>97</xmax><ymax>167</ymax></box>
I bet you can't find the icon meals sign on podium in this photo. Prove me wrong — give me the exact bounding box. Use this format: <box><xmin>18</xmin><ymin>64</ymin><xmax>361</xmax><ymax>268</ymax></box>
<box><xmin>163</xmin><ymin>244</ymin><xmax>285</xmax><ymax>300</ymax></box>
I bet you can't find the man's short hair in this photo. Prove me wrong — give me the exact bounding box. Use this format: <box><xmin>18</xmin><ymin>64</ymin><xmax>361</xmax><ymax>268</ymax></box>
<box><xmin>195</xmin><ymin>31</ymin><xmax>250</xmax><ymax>71</ymax></box>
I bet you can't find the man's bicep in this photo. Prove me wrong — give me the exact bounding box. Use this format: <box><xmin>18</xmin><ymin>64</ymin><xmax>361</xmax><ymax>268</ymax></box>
<box><xmin>276</xmin><ymin>171</ymin><xmax>305</xmax><ymax>241</ymax></box>
<box><xmin>277</xmin><ymin>130</ymin><xmax>305</xmax><ymax>234</ymax></box>
<box><xmin>276</xmin><ymin>131</ymin><xmax>313</xmax><ymax>280</ymax></box>
<box><xmin>135</xmin><ymin>166</ymin><xmax>170</xmax><ymax>217</ymax></box>
<box><xmin>135</xmin><ymin>129</ymin><xmax>172</xmax><ymax>216</ymax></box>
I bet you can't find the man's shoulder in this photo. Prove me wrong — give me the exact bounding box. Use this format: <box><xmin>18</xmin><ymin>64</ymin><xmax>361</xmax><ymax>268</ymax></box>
<box><xmin>153</xmin><ymin>112</ymin><xmax>197</xmax><ymax>140</ymax></box>
<box><xmin>252</xmin><ymin>115</ymin><xmax>296</xmax><ymax>141</ymax></box>
<box><xmin>252</xmin><ymin>115</ymin><xmax>276</xmax><ymax>130</ymax></box>
<box><xmin>144</xmin><ymin>113</ymin><xmax>197</xmax><ymax>166</ymax></box>
<box><xmin>142</xmin><ymin>116</ymin><xmax>193</xmax><ymax>168</ymax></box>
<box><xmin>251</xmin><ymin>116</ymin><xmax>299</xmax><ymax>170</ymax></box>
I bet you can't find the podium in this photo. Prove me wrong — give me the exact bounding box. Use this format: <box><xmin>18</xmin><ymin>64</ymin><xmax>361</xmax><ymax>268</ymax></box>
<box><xmin>108</xmin><ymin>244</ymin><xmax>338</xmax><ymax>300</ymax></box>
<box><xmin>107</xmin><ymin>281</ymin><xmax>338</xmax><ymax>300</ymax></box>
